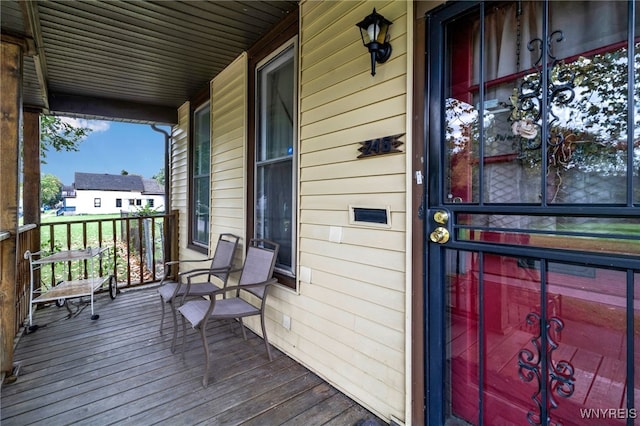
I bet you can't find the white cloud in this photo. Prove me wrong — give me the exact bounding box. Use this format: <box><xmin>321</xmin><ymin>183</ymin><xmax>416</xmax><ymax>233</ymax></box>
<box><xmin>59</xmin><ymin>117</ymin><xmax>110</xmax><ymax>132</ymax></box>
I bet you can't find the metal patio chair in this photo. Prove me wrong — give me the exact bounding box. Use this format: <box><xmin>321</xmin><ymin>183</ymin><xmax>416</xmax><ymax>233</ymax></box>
<box><xmin>176</xmin><ymin>238</ymin><xmax>279</xmax><ymax>387</ymax></box>
<box><xmin>158</xmin><ymin>233</ymin><xmax>240</xmax><ymax>348</ymax></box>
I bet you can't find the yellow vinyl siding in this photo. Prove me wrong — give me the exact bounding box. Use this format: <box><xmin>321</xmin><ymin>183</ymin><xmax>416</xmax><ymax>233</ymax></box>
<box><xmin>210</xmin><ymin>53</ymin><xmax>247</xmax><ymax>253</ymax></box>
<box><xmin>266</xmin><ymin>0</ymin><xmax>408</xmax><ymax>421</ymax></box>
<box><xmin>300</xmin><ymin>193</ymin><xmax>406</xmax><ymax>215</ymax></box>
<box><xmin>177</xmin><ymin>1</ymin><xmax>411</xmax><ymax>421</ymax></box>
<box><xmin>300</xmin><ymin>115</ymin><xmax>405</xmax><ymax>159</ymax></box>
<box><xmin>301</xmin><ymin>63</ymin><xmax>407</xmax><ymax>115</ymax></box>
<box><xmin>302</xmin><ymin>174</ymin><xmax>406</xmax><ymax>195</ymax></box>
<box><xmin>300</xmin><ymin>222</ymin><xmax>405</xmax><ymax>251</ymax></box>
<box><xmin>301</xmin><ymin>153</ymin><xmax>405</xmax><ymax>180</ymax></box>
<box><xmin>171</xmin><ymin>103</ymin><xmax>201</xmax><ymax>262</ymax></box>
<box><xmin>300</xmin><ymin>235</ymin><xmax>406</xmax><ymax>276</ymax></box>
<box><xmin>298</xmin><ymin>250</ymin><xmax>406</xmax><ymax>294</ymax></box>
<box><xmin>301</xmin><ymin>94</ymin><xmax>406</xmax><ymax>139</ymax></box>
<box><xmin>171</xmin><ymin>102</ymin><xmax>212</xmax><ymax>264</ymax></box>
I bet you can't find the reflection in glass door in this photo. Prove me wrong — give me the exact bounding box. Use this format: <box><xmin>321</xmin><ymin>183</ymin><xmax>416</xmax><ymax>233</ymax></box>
<box><xmin>445</xmin><ymin>250</ymin><xmax>639</xmax><ymax>425</ymax></box>
<box><xmin>426</xmin><ymin>1</ymin><xmax>640</xmax><ymax>424</ymax></box>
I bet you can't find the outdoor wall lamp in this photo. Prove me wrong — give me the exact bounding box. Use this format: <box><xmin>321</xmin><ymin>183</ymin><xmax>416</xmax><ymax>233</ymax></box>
<box><xmin>356</xmin><ymin>8</ymin><xmax>392</xmax><ymax>76</ymax></box>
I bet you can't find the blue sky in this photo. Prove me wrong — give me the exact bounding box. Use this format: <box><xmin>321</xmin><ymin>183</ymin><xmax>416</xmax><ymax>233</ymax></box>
<box><xmin>41</xmin><ymin>118</ymin><xmax>170</xmax><ymax>185</ymax></box>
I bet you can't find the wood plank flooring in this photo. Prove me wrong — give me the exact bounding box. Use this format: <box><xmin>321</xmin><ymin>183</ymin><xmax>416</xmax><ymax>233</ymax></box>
<box><xmin>2</xmin><ymin>287</ymin><xmax>385</xmax><ymax>426</ymax></box>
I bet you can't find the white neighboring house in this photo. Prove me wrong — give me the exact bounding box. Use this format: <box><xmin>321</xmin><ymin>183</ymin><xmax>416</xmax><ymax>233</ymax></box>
<box><xmin>61</xmin><ymin>172</ymin><xmax>165</xmax><ymax>215</ymax></box>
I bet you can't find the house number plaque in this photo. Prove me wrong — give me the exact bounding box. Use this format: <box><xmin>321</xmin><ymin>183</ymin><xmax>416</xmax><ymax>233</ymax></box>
<box><xmin>357</xmin><ymin>133</ymin><xmax>404</xmax><ymax>159</ymax></box>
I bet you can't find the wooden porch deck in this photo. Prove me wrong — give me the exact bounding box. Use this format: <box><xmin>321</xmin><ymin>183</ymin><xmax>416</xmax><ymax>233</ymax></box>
<box><xmin>2</xmin><ymin>287</ymin><xmax>385</xmax><ymax>425</ymax></box>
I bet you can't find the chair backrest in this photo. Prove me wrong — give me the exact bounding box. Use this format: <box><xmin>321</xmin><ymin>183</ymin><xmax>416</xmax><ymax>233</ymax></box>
<box><xmin>238</xmin><ymin>239</ymin><xmax>279</xmax><ymax>297</ymax></box>
<box><xmin>208</xmin><ymin>233</ymin><xmax>240</xmax><ymax>282</ymax></box>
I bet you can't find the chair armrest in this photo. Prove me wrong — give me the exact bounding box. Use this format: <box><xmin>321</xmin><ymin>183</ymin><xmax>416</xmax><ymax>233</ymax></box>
<box><xmin>164</xmin><ymin>257</ymin><xmax>214</xmax><ymax>268</ymax></box>
<box><xmin>182</xmin><ymin>265</ymin><xmax>236</xmax><ymax>281</ymax></box>
<box><xmin>211</xmin><ymin>277</ymin><xmax>278</xmax><ymax>296</ymax></box>
<box><xmin>159</xmin><ymin>258</ymin><xmax>216</xmax><ymax>284</ymax></box>
<box><xmin>178</xmin><ymin>267</ymin><xmax>226</xmax><ymax>278</ymax></box>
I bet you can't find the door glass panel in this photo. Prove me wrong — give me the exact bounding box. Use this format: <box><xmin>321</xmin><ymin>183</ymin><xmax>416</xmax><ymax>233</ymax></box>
<box><xmin>446</xmin><ymin>250</ymin><xmax>636</xmax><ymax>424</ymax></box>
<box><xmin>635</xmin><ymin>40</ymin><xmax>640</xmax><ymax>205</ymax></box>
<box><xmin>457</xmin><ymin>214</ymin><xmax>640</xmax><ymax>256</ymax></box>
<box><xmin>635</xmin><ymin>272</ymin><xmax>640</xmax><ymax>411</ymax></box>
<box><xmin>438</xmin><ymin>3</ymin><xmax>639</xmax><ymax>424</ymax></box>
<box><xmin>444</xmin><ymin>1</ymin><xmax>638</xmax><ymax>205</ymax></box>
<box><xmin>478</xmin><ymin>1</ymin><xmax>542</xmax><ymax>205</ymax></box>
<box><xmin>446</xmin><ymin>249</ymin><xmax>479</xmax><ymax>423</ymax></box>
<box><xmin>445</xmin><ymin>10</ymin><xmax>481</xmax><ymax>204</ymax></box>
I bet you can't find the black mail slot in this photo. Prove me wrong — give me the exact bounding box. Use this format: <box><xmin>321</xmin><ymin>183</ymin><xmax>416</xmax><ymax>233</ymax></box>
<box><xmin>353</xmin><ymin>207</ymin><xmax>388</xmax><ymax>225</ymax></box>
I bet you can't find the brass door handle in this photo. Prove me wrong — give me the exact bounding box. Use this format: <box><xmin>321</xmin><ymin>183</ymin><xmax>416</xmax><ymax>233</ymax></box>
<box><xmin>433</xmin><ymin>211</ymin><xmax>449</xmax><ymax>224</ymax></box>
<box><xmin>430</xmin><ymin>227</ymin><xmax>450</xmax><ymax>244</ymax></box>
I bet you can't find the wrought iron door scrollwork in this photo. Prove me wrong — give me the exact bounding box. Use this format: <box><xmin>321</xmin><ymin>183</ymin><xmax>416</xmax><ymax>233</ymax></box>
<box><xmin>510</xmin><ymin>30</ymin><xmax>577</xmax><ymax>159</ymax></box>
<box><xmin>518</xmin><ymin>311</ymin><xmax>576</xmax><ymax>425</ymax></box>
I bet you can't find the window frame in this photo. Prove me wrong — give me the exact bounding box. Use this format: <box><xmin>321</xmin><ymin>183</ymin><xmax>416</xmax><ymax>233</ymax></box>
<box><xmin>188</xmin><ymin>89</ymin><xmax>211</xmax><ymax>253</ymax></box>
<box><xmin>247</xmin><ymin>9</ymin><xmax>299</xmax><ymax>289</ymax></box>
<box><xmin>254</xmin><ymin>39</ymin><xmax>298</xmax><ymax>279</ymax></box>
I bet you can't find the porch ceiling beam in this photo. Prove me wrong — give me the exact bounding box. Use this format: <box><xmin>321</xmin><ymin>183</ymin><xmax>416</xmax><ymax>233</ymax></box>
<box><xmin>48</xmin><ymin>92</ymin><xmax>178</xmax><ymax>125</ymax></box>
<box><xmin>22</xmin><ymin>0</ymin><xmax>50</xmax><ymax>111</ymax></box>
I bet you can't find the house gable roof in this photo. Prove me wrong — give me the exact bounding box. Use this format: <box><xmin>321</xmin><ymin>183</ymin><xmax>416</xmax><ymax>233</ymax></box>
<box><xmin>142</xmin><ymin>178</ymin><xmax>164</xmax><ymax>195</ymax></box>
<box><xmin>74</xmin><ymin>172</ymin><xmax>145</xmax><ymax>192</ymax></box>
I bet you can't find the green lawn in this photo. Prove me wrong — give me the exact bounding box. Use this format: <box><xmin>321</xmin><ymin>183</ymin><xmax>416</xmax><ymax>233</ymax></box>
<box><xmin>41</xmin><ymin>212</ymin><xmax>121</xmax><ymax>223</ymax></box>
<box><xmin>557</xmin><ymin>222</ymin><xmax>640</xmax><ymax>236</ymax></box>
<box><xmin>40</xmin><ymin>213</ymin><xmax>124</xmax><ymax>253</ymax></box>
<box><xmin>37</xmin><ymin>213</ymin><xmax>166</xmax><ymax>286</ymax></box>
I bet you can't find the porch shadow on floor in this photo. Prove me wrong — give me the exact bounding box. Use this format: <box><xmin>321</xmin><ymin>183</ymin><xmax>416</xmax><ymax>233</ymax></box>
<box><xmin>2</xmin><ymin>287</ymin><xmax>386</xmax><ymax>425</ymax></box>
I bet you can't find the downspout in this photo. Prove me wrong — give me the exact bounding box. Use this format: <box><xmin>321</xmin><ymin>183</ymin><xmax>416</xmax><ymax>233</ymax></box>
<box><xmin>150</xmin><ymin>124</ymin><xmax>173</xmax><ymax>267</ymax></box>
<box><xmin>150</xmin><ymin>124</ymin><xmax>171</xmax><ymax>212</ymax></box>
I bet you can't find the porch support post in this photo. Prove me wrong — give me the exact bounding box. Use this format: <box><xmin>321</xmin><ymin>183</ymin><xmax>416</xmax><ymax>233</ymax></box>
<box><xmin>23</xmin><ymin>110</ymin><xmax>41</xmax><ymax>226</ymax></box>
<box><xmin>0</xmin><ymin>35</ymin><xmax>24</xmax><ymax>376</ymax></box>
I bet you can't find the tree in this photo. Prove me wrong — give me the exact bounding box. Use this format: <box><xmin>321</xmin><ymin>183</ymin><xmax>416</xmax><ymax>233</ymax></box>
<box><xmin>40</xmin><ymin>115</ymin><xmax>92</xmax><ymax>163</ymax></box>
<box><xmin>446</xmin><ymin>42</ymin><xmax>640</xmax><ymax>174</ymax></box>
<box><xmin>41</xmin><ymin>174</ymin><xmax>62</xmax><ymax>207</ymax></box>
<box><xmin>565</xmin><ymin>45</ymin><xmax>639</xmax><ymax>142</ymax></box>
<box><xmin>152</xmin><ymin>167</ymin><xmax>165</xmax><ymax>185</ymax></box>
<box><xmin>121</xmin><ymin>170</ymin><xmax>129</xmax><ymax>175</ymax></box>
<box><xmin>508</xmin><ymin>42</ymin><xmax>640</xmax><ymax>175</ymax></box>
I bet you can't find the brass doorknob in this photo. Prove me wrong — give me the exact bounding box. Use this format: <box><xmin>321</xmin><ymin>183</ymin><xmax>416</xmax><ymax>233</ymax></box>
<box><xmin>433</xmin><ymin>211</ymin><xmax>449</xmax><ymax>224</ymax></box>
<box><xmin>430</xmin><ymin>227</ymin><xmax>450</xmax><ymax>244</ymax></box>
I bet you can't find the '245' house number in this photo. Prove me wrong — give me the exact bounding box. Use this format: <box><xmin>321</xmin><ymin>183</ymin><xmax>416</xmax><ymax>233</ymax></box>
<box><xmin>357</xmin><ymin>133</ymin><xmax>404</xmax><ymax>159</ymax></box>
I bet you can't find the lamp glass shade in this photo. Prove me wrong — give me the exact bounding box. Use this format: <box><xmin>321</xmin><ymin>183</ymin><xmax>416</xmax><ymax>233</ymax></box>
<box><xmin>366</xmin><ymin>23</ymin><xmax>379</xmax><ymax>44</ymax></box>
<box><xmin>356</xmin><ymin>8</ymin><xmax>391</xmax><ymax>46</ymax></box>
<box><xmin>356</xmin><ymin>8</ymin><xmax>393</xmax><ymax>75</ymax></box>
<box><xmin>375</xmin><ymin>22</ymin><xmax>389</xmax><ymax>44</ymax></box>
